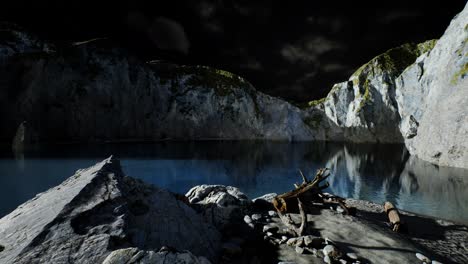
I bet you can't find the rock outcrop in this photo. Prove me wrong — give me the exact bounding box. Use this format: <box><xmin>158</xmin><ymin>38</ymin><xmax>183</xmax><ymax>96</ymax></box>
<box><xmin>186</xmin><ymin>185</ymin><xmax>251</xmax><ymax>229</ymax></box>
<box><xmin>0</xmin><ymin>157</ymin><xmax>221</xmax><ymax>264</ymax></box>
<box><xmin>304</xmin><ymin>41</ymin><xmax>437</xmax><ymax>143</ymax></box>
<box><xmin>395</xmin><ymin>3</ymin><xmax>468</xmax><ymax>168</ymax></box>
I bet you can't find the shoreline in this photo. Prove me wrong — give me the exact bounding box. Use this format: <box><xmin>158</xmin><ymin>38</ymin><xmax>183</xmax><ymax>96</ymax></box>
<box><xmin>0</xmin><ymin>157</ymin><xmax>466</xmax><ymax>263</ymax></box>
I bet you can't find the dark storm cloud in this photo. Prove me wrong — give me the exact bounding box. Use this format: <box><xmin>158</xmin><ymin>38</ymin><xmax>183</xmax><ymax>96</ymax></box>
<box><xmin>145</xmin><ymin>17</ymin><xmax>190</xmax><ymax>54</ymax></box>
<box><xmin>280</xmin><ymin>36</ymin><xmax>345</xmax><ymax>64</ymax></box>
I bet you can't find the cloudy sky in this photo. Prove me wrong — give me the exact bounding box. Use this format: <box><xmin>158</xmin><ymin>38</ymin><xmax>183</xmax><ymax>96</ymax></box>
<box><xmin>2</xmin><ymin>0</ymin><xmax>466</xmax><ymax>102</ymax></box>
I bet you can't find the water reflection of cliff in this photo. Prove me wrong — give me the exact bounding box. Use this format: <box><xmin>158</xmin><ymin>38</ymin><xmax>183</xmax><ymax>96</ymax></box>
<box><xmin>2</xmin><ymin>141</ymin><xmax>468</xmax><ymax>222</ymax></box>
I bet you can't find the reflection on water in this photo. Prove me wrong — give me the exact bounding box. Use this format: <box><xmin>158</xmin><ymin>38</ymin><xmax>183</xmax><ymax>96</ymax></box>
<box><xmin>0</xmin><ymin>141</ymin><xmax>467</xmax><ymax>223</ymax></box>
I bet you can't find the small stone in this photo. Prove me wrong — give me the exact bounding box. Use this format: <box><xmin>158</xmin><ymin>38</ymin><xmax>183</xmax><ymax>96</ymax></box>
<box><xmin>416</xmin><ymin>253</ymin><xmax>430</xmax><ymax>263</ymax></box>
<box><xmin>295</xmin><ymin>246</ymin><xmax>305</xmax><ymax>254</ymax></box>
<box><xmin>339</xmin><ymin>259</ymin><xmax>348</xmax><ymax>264</ymax></box>
<box><xmin>336</xmin><ymin>206</ymin><xmax>345</xmax><ymax>214</ymax></box>
<box><xmin>324</xmin><ymin>255</ymin><xmax>332</xmax><ymax>264</ymax></box>
<box><xmin>244</xmin><ymin>215</ymin><xmax>252</xmax><ymax>224</ymax></box>
<box><xmin>266</xmin><ymin>232</ymin><xmax>274</xmax><ymax>237</ymax></box>
<box><xmin>251</xmin><ymin>214</ymin><xmax>262</xmax><ymax>221</ymax></box>
<box><xmin>286</xmin><ymin>237</ymin><xmax>299</xmax><ymax>246</ymax></box>
<box><xmin>346</xmin><ymin>253</ymin><xmax>358</xmax><ymax>260</ymax></box>
<box><xmin>247</xmin><ymin>223</ymin><xmax>255</xmax><ymax>229</ymax></box>
<box><xmin>279</xmin><ymin>236</ymin><xmax>288</xmax><ymax>244</ymax></box>
<box><xmin>268</xmin><ymin>210</ymin><xmax>277</xmax><ymax>217</ymax></box>
<box><xmin>323</xmin><ymin>245</ymin><xmax>341</xmax><ymax>258</ymax></box>
<box><xmin>431</xmin><ymin>261</ymin><xmax>443</xmax><ymax>264</ymax></box>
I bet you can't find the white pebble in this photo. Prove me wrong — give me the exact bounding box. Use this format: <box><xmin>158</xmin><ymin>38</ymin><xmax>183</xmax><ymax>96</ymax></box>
<box><xmin>346</xmin><ymin>253</ymin><xmax>358</xmax><ymax>260</ymax></box>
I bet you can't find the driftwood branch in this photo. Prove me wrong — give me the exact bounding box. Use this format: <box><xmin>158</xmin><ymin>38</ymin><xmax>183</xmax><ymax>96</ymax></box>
<box><xmin>384</xmin><ymin>202</ymin><xmax>401</xmax><ymax>232</ymax></box>
<box><xmin>276</xmin><ymin>198</ymin><xmax>307</xmax><ymax>236</ymax></box>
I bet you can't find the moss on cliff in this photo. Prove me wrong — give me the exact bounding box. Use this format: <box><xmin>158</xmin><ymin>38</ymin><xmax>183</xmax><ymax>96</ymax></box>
<box><xmin>155</xmin><ymin>64</ymin><xmax>251</xmax><ymax>97</ymax></box>
<box><xmin>351</xmin><ymin>40</ymin><xmax>437</xmax><ymax>80</ymax></box>
<box><xmin>451</xmin><ymin>62</ymin><xmax>468</xmax><ymax>85</ymax></box>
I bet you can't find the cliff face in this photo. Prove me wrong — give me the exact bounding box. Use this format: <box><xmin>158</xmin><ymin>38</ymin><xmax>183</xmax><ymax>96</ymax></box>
<box><xmin>0</xmin><ymin>28</ymin><xmax>313</xmax><ymax>143</ymax></box>
<box><xmin>396</xmin><ymin>3</ymin><xmax>468</xmax><ymax>168</ymax></box>
<box><xmin>304</xmin><ymin>41</ymin><xmax>437</xmax><ymax>143</ymax></box>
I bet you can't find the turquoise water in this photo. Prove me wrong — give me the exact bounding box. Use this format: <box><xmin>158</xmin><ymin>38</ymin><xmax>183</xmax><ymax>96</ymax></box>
<box><xmin>1</xmin><ymin>141</ymin><xmax>467</xmax><ymax>223</ymax></box>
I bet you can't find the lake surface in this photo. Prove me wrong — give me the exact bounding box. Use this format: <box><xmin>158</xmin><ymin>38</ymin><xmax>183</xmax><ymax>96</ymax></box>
<box><xmin>1</xmin><ymin>141</ymin><xmax>467</xmax><ymax>223</ymax></box>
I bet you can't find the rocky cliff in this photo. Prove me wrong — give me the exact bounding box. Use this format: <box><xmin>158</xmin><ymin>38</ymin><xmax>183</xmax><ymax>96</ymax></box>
<box><xmin>0</xmin><ymin>3</ymin><xmax>467</xmax><ymax>169</ymax></box>
<box><xmin>0</xmin><ymin>26</ymin><xmax>312</xmax><ymax>143</ymax></box>
<box><xmin>395</xmin><ymin>3</ymin><xmax>468</xmax><ymax>168</ymax></box>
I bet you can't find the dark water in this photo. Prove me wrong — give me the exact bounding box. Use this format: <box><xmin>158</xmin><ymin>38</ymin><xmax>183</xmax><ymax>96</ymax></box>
<box><xmin>1</xmin><ymin>141</ymin><xmax>467</xmax><ymax>223</ymax></box>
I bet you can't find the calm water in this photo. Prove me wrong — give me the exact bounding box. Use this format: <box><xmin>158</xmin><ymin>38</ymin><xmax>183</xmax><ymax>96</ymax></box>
<box><xmin>1</xmin><ymin>141</ymin><xmax>467</xmax><ymax>223</ymax></box>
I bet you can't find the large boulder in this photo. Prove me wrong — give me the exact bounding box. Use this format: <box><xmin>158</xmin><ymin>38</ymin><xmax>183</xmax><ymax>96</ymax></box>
<box><xmin>396</xmin><ymin>3</ymin><xmax>468</xmax><ymax>168</ymax></box>
<box><xmin>0</xmin><ymin>157</ymin><xmax>221</xmax><ymax>264</ymax></box>
<box><xmin>186</xmin><ymin>185</ymin><xmax>251</xmax><ymax>229</ymax></box>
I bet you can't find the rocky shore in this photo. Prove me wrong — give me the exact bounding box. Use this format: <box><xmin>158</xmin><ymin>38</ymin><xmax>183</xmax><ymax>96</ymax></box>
<box><xmin>0</xmin><ymin>157</ymin><xmax>466</xmax><ymax>264</ymax></box>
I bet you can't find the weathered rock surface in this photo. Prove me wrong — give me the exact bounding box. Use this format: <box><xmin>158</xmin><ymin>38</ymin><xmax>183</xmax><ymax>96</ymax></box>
<box><xmin>0</xmin><ymin>26</ymin><xmax>313</xmax><ymax>144</ymax></box>
<box><xmin>186</xmin><ymin>185</ymin><xmax>251</xmax><ymax>229</ymax></box>
<box><xmin>0</xmin><ymin>157</ymin><xmax>221</xmax><ymax>264</ymax></box>
<box><xmin>304</xmin><ymin>40</ymin><xmax>437</xmax><ymax>143</ymax></box>
<box><xmin>396</xmin><ymin>2</ymin><xmax>468</xmax><ymax>169</ymax></box>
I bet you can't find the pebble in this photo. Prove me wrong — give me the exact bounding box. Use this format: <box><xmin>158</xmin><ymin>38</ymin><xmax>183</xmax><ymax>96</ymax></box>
<box><xmin>346</xmin><ymin>253</ymin><xmax>358</xmax><ymax>260</ymax></box>
<box><xmin>268</xmin><ymin>210</ymin><xmax>277</xmax><ymax>217</ymax></box>
<box><xmin>324</xmin><ymin>255</ymin><xmax>332</xmax><ymax>264</ymax></box>
<box><xmin>336</xmin><ymin>206</ymin><xmax>345</xmax><ymax>214</ymax></box>
<box><xmin>266</xmin><ymin>232</ymin><xmax>274</xmax><ymax>237</ymax></box>
<box><xmin>251</xmin><ymin>214</ymin><xmax>262</xmax><ymax>221</ymax></box>
<box><xmin>295</xmin><ymin>246</ymin><xmax>305</xmax><ymax>254</ymax></box>
<box><xmin>339</xmin><ymin>259</ymin><xmax>348</xmax><ymax>264</ymax></box>
<box><xmin>244</xmin><ymin>215</ymin><xmax>252</xmax><ymax>224</ymax></box>
<box><xmin>286</xmin><ymin>237</ymin><xmax>304</xmax><ymax>246</ymax></box>
<box><xmin>279</xmin><ymin>236</ymin><xmax>288</xmax><ymax>244</ymax></box>
<box><xmin>416</xmin><ymin>253</ymin><xmax>431</xmax><ymax>263</ymax></box>
<box><xmin>323</xmin><ymin>245</ymin><xmax>340</xmax><ymax>258</ymax></box>
<box><xmin>431</xmin><ymin>261</ymin><xmax>443</xmax><ymax>264</ymax></box>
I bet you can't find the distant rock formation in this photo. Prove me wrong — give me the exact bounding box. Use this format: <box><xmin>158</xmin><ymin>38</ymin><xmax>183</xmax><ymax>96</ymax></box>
<box><xmin>0</xmin><ymin>157</ymin><xmax>221</xmax><ymax>264</ymax></box>
<box><xmin>304</xmin><ymin>40</ymin><xmax>437</xmax><ymax>143</ymax></box>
